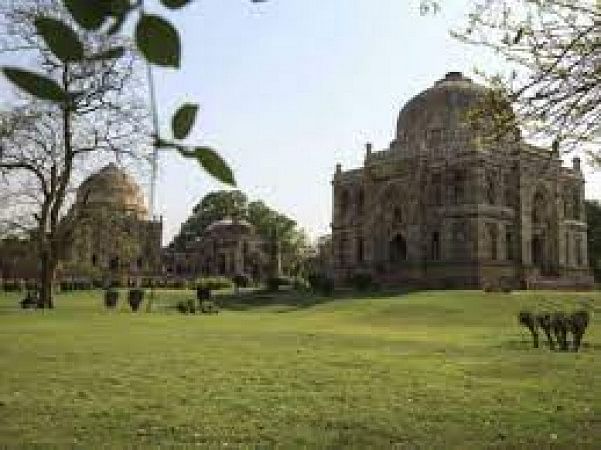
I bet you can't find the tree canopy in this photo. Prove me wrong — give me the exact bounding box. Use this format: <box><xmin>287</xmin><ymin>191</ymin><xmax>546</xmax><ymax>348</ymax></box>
<box><xmin>453</xmin><ymin>0</ymin><xmax>601</xmax><ymax>154</ymax></box>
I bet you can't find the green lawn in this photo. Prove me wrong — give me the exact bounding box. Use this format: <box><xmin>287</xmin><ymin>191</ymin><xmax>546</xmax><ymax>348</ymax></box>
<box><xmin>1</xmin><ymin>289</ymin><xmax>600</xmax><ymax>448</ymax></box>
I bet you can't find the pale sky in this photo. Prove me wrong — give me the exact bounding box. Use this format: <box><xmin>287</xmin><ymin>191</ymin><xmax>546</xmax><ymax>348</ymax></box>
<box><xmin>150</xmin><ymin>0</ymin><xmax>499</xmax><ymax>244</ymax></box>
<box><xmin>4</xmin><ymin>0</ymin><xmax>601</xmax><ymax>244</ymax></box>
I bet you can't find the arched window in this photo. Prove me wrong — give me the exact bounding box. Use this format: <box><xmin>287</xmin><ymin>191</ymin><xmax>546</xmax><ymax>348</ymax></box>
<box><xmin>431</xmin><ymin>173</ymin><xmax>442</xmax><ymax>206</ymax></box>
<box><xmin>389</xmin><ymin>234</ymin><xmax>407</xmax><ymax>263</ymax></box>
<box><xmin>504</xmin><ymin>173</ymin><xmax>513</xmax><ymax>207</ymax></box>
<box><xmin>532</xmin><ymin>190</ymin><xmax>547</xmax><ymax>225</ymax></box>
<box><xmin>431</xmin><ymin>232</ymin><xmax>440</xmax><ymax>261</ymax></box>
<box><xmin>393</xmin><ymin>206</ymin><xmax>403</xmax><ymax>224</ymax></box>
<box><xmin>109</xmin><ymin>256</ymin><xmax>119</xmax><ymax>271</ymax></box>
<box><xmin>572</xmin><ymin>188</ymin><xmax>581</xmax><ymax>220</ymax></box>
<box><xmin>506</xmin><ymin>228</ymin><xmax>514</xmax><ymax>261</ymax></box>
<box><xmin>486</xmin><ymin>171</ymin><xmax>496</xmax><ymax>205</ymax></box>
<box><xmin>91</xmin><ymin>254</ymin><xmax>97</xmax><ymax>267</ymax></box>
<box><xmin>339</xmin><ymin>189</ymin><xmax>350</xmax><ymax>217</ymax></box>
<box><xmin>487</xmin><ymin>223</ymin><xmax>498</xmax><ymax>260</ymax></box>
<box><xmin>357</xmin><ymin>189</ymin><xmax>365</xmax><ymax>215</ymax></box>
<box><xmin>576</xmin><ymin>235</ymin><xmax>583</xmax><ymax>266</ymax></box>
<box><xmin>451</xmin><ymin>170</ymin><xmax>466</xmax><ymax>205</ymax></box>
<box><xmin>356</xmin><ymin>237</ymin><xmax>364</xmax><ymax>264</ymax></box>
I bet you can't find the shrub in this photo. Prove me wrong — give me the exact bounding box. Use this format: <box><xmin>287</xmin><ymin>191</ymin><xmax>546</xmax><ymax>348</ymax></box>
<box><xmin>292</xmin><ymin>276</ymin><xmax>310</xmax><ymax>291</ymax></box>
<box><xmin>267</xmin><ymin>275</ymin><xmax>295</xmax><ymax>292</ymax></box>
<box><xmin>196</xmin><ymin>287</ymin><xmax>212</xmax><ymax>302</ymax></box>
<box><xmin>128</xmin><ymin>289</ymin><xmax>144</xmax><ymax>312</ymax></box>
<box><xmin>308</xmin><ymin>273</ymin><xmax>334</xmax><ymax>296</ymax></box>
<box><xmin>104</xmin><ymin>289</ymin><xmax>119</xmax><ymax>309</ymax></box>
<box><xmin>200</xmin><ymin>300</ymin><xmax>219</xmax><ymax>314</ymax></box>
<box><xmin>348</xmin><ymin>273</ymin><xmax>376</xmax><ymax>292</ymax></box>
<box><xmin>187</xmin><ymin>298</ymin><xmax>196</xmax><ymax>314</ymax></box>
<box><xmin>196</xmin><ymin>276</ymin><xmax>233</xmax><ymax>291</ymax></box>
<box><xmin>176</xmin><ymin>300</ymin><xmax>189</xmax><ymax>314</ymax></box>
<box><xmin>3</xmin><ymin>280</ymin><xmax>23</xmax><ymax>292</ymax></box>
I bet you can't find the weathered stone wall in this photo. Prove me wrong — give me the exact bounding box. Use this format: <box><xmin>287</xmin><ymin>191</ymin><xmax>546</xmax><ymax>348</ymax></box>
<box><xmin>331</xmin><ymin>72</ymin><xmax>592</xmax><ymax>289</ymax></box>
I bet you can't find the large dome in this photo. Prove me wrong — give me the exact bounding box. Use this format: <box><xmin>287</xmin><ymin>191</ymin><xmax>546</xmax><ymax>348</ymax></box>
<box><xmin>75</xmin><ymin>163</ymin><xmax>148</xmax><ymax>219</ymax></box>
<box><xmin>395</xmin><ymin>72</ymin><xmax>491</xmax><ymax>145</ymax></box>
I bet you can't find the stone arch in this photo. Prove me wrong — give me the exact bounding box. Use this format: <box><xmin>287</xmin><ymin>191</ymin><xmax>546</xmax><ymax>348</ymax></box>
<box><xmin>532</xmin><ymin>188</ymin><xmax>549</xmax><ymax>226</ymax></box>
<box><xmin>357</xmin><ymin>187</ymin><xmax>365</xmax><ymax>215</ymax></box>
<box><xmin>530</xmin><ymin>185</ymin><xmax>555</xmax><ymax>273</ymax></box>
<box><xmin>389</xmin><ymin>233</ymin><xmax>407</xmax><ymax>264</ymax></box>
<box><xmin>339</xmin><ymin>188</ymin><xmax>350</xmax><ymax>217</ymax></box>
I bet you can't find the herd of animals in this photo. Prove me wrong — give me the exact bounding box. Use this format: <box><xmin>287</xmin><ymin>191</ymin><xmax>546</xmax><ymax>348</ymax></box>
<box><xmin>518</xmin><ymin>309</ymin><xmax>591</xmax><ymax>352</ymax></box>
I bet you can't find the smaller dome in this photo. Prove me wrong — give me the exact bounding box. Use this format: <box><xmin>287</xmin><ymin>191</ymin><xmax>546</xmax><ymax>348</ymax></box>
<box><xmin>76</xmin><ymin>163</ymin><xmax>148</xmax><ymax>219</ymax></box>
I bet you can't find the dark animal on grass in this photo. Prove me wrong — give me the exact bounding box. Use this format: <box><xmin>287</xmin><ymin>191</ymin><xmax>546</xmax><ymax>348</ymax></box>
<box><xmin>104</xmin><ymin>289</ymin><xmax>119</xmax><ymax>309</ymax></box>
<box><xmin>535</xmin><ymin>313</ymin><xmax>555</xmax><ymax>350</ymax></box>
<box><xmin>128</xmin><ymin>289</ymin><xmax>145</xmax><ymax>312</ymax></box>
<box><xmin>568</xmin><ymin>310</ymin><xmax>590</xmax><ymax>352</ymax></box>
<box><xmin>551</xmin><ymin>312</ymin><xmax>570</xmax><ymax>351</ymax></box>
<box><xmin>19</xmin><ymin>290</ymin><xmax>38</xmax><ymax>309</ymax></box>
<box><xmin>518</xmin><ymin>311</ymin><xmax>539</xmax><ymax>348</ymax></box>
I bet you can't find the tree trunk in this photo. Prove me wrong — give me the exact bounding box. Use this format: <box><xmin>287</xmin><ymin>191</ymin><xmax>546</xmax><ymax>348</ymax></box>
<box><xmin>38</xmin><ymin>249</ymin><xmax>55</xmax><ymax>309</ymax></box>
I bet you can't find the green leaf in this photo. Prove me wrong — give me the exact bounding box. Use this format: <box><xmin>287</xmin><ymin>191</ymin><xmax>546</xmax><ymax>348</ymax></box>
<box><xmin>64</xmin><ymin>0</ymin><xmax>108</xmax><ymax>30</ymax></box>
<box><xmin>160</xmin><ymin>0</ymin><xmax>192</xmax><ymax>8</ymax></box>
<box><xmin>135</xmin><ymin>15</ymin><xmax>180</xmax><ymax>68</ymax></box>
<box><xmin>106</xmin><ymin>0</ymin><xmax>132</xmax><ymax>34</ymax></box>
<box><xmin>34</xmin><ymin>17</ymin><xmax>84</xmax><ymax>63</ymax></box>
<box><xmin>178</xmin><ymin>146</ymin><xmax>236</xmax><ymax>186</ymax></box>
<box><xmin>88</xmin><ymin>46</ymin><xmax>125</xmax><ymax>61</ymax></box>
<box><xmin>172</xmin><ymin>104</ymin><xmax>198</xmax><ymax>140</ymax></box>
<box><xmin>2</xmin><ymin>67</ymin><xmax>67</xmax><ymax>102</ymax></box>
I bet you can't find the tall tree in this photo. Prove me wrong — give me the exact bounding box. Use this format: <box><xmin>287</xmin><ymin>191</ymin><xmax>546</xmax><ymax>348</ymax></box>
<box><xmin>171</xmin><ymin>190</ymin><xmax>248</xmax><ymax>250</ymax></box>
<box><xmin>0</xmin><ymin>0</ymin><xmax>149</xmax><ymax>307</ymax></box>
<box><xmin>453</xmin><ymin>0</ymin><xmax>601</xmax><ymax>153</ymax></box>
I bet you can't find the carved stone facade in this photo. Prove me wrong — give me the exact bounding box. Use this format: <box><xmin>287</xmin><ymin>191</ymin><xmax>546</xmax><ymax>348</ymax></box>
<box><xmin>163</xmin><ymin>219</ymin><xmax>269</xmax><ymax>280</ymax></box>
<box><xmin>332</xmin><ymin>72</ymin><xmax>592</xmax><ymax>289</ymax></box>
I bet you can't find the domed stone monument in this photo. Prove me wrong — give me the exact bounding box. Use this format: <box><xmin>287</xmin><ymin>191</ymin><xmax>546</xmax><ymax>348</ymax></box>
<box><xmin>331</xmin><ymin>72</ymin><xmax>592</xmax><ymax>289</ymax></box>
<box><xmin>60</xmin><ymin>163</ymin><xmax>162</xmax><ymax>283</ymax></box>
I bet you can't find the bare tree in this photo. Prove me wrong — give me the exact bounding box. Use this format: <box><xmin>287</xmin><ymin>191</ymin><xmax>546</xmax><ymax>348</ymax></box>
<box><xmin>0</xmin><ymin>0</ymin><xmax>150</xmax><ymax>307</ymax></box>
<box><xmin>452</xmin><ymin>0</ymin><xmax>601</xmax><ymax>154</ymax></box>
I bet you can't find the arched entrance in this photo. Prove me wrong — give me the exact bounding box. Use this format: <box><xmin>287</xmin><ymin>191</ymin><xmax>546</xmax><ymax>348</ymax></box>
<box><xmin>389</xmin><ymin>234</ymin><xmax>407</xmax><ymax>264</ymax></box>
<box><xmin>531</xmin><ymin>187</ymin><xmax>556</xmax><ymax>275</ymax></box>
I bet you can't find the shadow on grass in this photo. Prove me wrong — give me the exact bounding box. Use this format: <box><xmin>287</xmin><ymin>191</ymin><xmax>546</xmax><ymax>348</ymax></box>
<box><xmin>216</xmin><ymin>287</ymin><xmax>417</xmax><ymax>312</ymax></box>
<box><xmin>499</xmin><ymin>337</ymin><xmax>601</xmax><ymax>352</ymax></box>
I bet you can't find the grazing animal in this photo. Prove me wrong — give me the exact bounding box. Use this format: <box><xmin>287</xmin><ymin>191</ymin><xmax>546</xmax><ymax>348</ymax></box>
<box><xmin>518</xmin><ymin>311</ymin><xmax>539</xmax><ymax>348</ymax></box>
<box><xmin>568</xmin><ymin>310</ymin><xmax>590</xmax><ymax>352</ymax></box>
<box><xmin>535</xmin><ymin>313</ymin><xmax>555</xmax><ymax>350</ymax></box>
<box><xmin>551</xmin><ymin>312</ymin><xmax>570</xmax><ymax>351</ymax></box>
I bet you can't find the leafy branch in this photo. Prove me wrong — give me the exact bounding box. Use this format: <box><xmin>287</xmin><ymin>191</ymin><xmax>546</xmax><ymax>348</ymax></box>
<box><xmin>2</xmin><ymin>0</ymin><xmax>267</xmax><ymax>185</ymax></box>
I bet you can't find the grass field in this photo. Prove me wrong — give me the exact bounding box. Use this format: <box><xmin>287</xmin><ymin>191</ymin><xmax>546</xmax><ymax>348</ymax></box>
<box><xmin>1</xmin><ymin>289</ymin><xmax>601</xmax><ymax>448</ymax></box>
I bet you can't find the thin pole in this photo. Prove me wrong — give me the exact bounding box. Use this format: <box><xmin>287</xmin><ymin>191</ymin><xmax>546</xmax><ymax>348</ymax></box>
<box><xmin>146</xmin><ymin>57</ymin><xmax>160</xmax><ymax>219</ymax></box>
<box><xmin>140</xmin><ymin>0</ymin><xmax>160</xmax><ymax>220</ymax></box>
<box><xmin>141</xmin><ymin>1</ymin><xmax>161</xmax><ymax>310</ymax></box>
